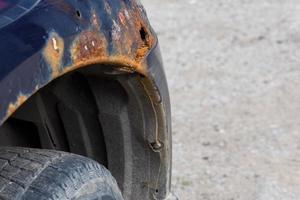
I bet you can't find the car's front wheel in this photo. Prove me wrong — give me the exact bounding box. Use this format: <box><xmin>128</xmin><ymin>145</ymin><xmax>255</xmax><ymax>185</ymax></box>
<box><xmin>0</xmin><ymin>147</ymin><xmax>123</xmax><ymax>200</ymax></box>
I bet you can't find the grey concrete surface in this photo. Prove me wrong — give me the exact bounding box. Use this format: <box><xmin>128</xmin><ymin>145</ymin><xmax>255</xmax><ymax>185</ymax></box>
<box><xmin>141</xmin><ymin>0</ymin><xmax>300</xmax><ymax>199</ymax></box>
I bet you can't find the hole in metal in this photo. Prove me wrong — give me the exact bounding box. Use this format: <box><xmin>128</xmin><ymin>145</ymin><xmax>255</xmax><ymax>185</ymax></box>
<box><xmin>139</xmin><ymin>27</ymin><xmax>147</xmax><ymax>41</ymax></box>
<box><xmin>76</xmin><ymin>10</ymin><xmax>81</xmax><ymax>18</ymax></box>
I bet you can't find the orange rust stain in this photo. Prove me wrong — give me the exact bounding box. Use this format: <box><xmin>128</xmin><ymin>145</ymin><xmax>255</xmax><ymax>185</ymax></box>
<box><xmin>136</xmin><ymin>44</ymin><xmax>150</xmax><ymax>62</ymax></box>
<box><xmin>136</xmin><ymin>27</ymin><xmax>155</xmax><ymax>62</ymax></box>
<box><xmin>70</xmin><ymin>30</ymin><xmax>108</xmax><ymax>63</ymax></box>
<box><xmin>6</xmin><ymin>95</ymin><xmax>28</xmax><ymax>117</ymax></box>
<box><xmin>110</xmin><ymin>3</ymin><xmax>155</xmax><ymax>63</ymax></box>
<box><xmin>43</xmin><ymin>32</ymin><xmax>64</xmax><ymax>78</ymax></box>
<box><xmin>54</xmin><ymin>3</ymin><xmax>154</xmax><ymax>80</ymax></box>
<box><xmin>63</xmin><ymin>55</ymin><xmax>147</xmax><ymax>76</ymax></box>
<box><xmin>118</xmin><ymin>11</ymin><xmax>126</xmax><ymax>26</ymax></box>
<box><xmin>137</xmin><ymin>28</ymin><xmax>154</xmax><ymax>62</ymax></box>
<box><xmin>66</xmin><ymin>11</ymin><xmax>146</xmax><ymax>76</ymax></box>
<box><xmin>125</xmin><ymin>6</ymin><xmax>154</xmax><ymax>62</ymax></box>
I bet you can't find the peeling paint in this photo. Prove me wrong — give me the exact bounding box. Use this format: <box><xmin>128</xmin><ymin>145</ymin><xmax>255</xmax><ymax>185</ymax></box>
<box><xmin>119</xmin><ymin>11</ymin><xmax>126</xmax><ymax>26</ymax></box>
<box><xmin>112</xmin><ymin>20</ymin><xmax>121</xmax><ymax>41</ymax></box>
<box><xmin>43</xmin><ymin>32</ymin><xmax>64</xmax><ymax>78</ymax></box>
<box><xmin>124</xmin><ymin>10</ymin><xmax>130</xmax><ymax>20</ymax></box>
<box><xmin>6</xmin><ymin>95</ymin><xmax>28</xmax><ymax>117</ymax></box>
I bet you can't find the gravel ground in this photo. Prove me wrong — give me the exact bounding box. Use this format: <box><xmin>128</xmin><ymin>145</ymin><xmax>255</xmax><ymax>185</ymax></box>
<box><xmin>141</xmin><ymin>0</ymin><xmax>300</xmax><ymax>199</ymax></box>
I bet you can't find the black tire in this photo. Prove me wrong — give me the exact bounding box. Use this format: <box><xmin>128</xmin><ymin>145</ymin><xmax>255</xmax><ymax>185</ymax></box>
<box><xmin>0</xmin><ymin>147</ymin><xmax>123</xmax><ymax>200</ymax></box>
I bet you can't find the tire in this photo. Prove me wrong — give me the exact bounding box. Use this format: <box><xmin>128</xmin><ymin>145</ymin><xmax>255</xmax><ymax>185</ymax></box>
<box><xmin>0</xmin><ymin>147</ymin><xmax>123</xmax><ymax>200</ymax></box>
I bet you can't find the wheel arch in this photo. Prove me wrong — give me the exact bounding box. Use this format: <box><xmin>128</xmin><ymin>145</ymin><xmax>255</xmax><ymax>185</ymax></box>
<box><xmin>0</xmin><ymin>0</ymin><xmax>156</xmax><ymax>125</ymax></box>
<box><xmin>0</xmin><ymin>44</ymin><xmax>173</xmax><ymax>199</ymax></box>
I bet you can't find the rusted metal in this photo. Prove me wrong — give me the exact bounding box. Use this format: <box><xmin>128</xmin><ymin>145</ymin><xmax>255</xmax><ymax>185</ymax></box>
<box><xmin>6</xmin><ymin>94</ymin><xmax>28</xmax><ymax>118</ymax></box>
<box><xmin>70</xmin><ymin>31</ymin><xmax>108</xmax><ymax>65</ymax></box>
<box><xmin>41</xmin><ymin>1</ymin><xmax>155</xmax><ymax>82</ymax></box>
<box><xmin>43</xmin><ymin>32</ymin><xmax>65</xmax><ymax>78</ymax></box>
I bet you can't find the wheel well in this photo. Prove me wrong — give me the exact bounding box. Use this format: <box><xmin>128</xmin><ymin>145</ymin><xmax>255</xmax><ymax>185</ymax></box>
<box><xmin>0</xmin><ymin>64</ymin><xmax>132</xmax><ymax>167</ymax></box>
<box><xmin>0</xmin><ymin>64</ymin><xmax>163</xmax><ymax>199</ymax></box>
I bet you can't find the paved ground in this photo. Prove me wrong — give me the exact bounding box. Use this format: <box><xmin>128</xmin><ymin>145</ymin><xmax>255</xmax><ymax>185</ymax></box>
<box><xmin>141</xmin><ymin>0</ymin><xmax>300</xmax><ymax>199</ymax></box>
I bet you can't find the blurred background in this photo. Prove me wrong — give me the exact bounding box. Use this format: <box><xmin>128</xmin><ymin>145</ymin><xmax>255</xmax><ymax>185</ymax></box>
<box><xmin>141</xmin><ymin>0</ymin><xmax>300</xmax><ymax>199</ymax></box>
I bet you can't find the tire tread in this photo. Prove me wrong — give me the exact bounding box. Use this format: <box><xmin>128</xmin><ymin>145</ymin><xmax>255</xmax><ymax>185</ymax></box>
<box><xmin>0</xmin><ymin>147</ymin><xmax>122</xmax><ymax>200</ymax></box>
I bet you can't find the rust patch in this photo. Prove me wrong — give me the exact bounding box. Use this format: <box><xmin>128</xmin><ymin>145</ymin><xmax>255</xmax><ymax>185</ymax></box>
<box><xmin>134</xmin><ymin>25</ymin><xmax>154</xmax><ymax>63</ymax></box>
<box><xmin>63</xmin><ymin>55</ymin><xmax>147</xmax><ymax>76</ymax></box>
<box><xmin>67</xmin><ymin>9</ymin><xmax>148</xmax><ymax>75</ymax></box>
<box><xmin>136</xmin><ymin>44</ymin><xmax>150</xmax><ymax>62</ymax></box>
<box><xmin>53</xmin><ymin>4</ymin><xmax>154</xmax><ymax>80</ymax></box>
<box><xmin>112</xmin><ymin>20</ymin><xmax>121</xmax><ymax>41</ymax></box>
<box><xmin>43</xmin><ymin>32</ymin><xmax>64</xmax><ymax>78</ymax></box>
<box><xmin>42</xmin><ymin>4</ymin><xmax>155</xmax><ymax>81</ymax></box>
<box><xmin>118</xmin><ymin>11</ymin><xmax>126</xmax><ymax>26</ymax></box>
<box><xmin>70</xmin><ymin>30</ymin><xmax>108</xmax><ymax>63</ymax></box>
<box><xmin>125</xmin><ymin>5</ymin><xmax>154</xmax><ymax>62</ymax></box>
<box><xmin>111</xmin><ymin>3</ymin><xmax>155</xmax><ymax>63</ymax></box>
<box><xmin>6</xmin><ymin>95</ymin><xmax>28</xmax><ymax>117</ymax></box>
<box><xmin>131</xmin><ymin>5</ymin><xmax>155</xmax><ymax>62</ymax></box>
<box><xmin>112</xmin><ymin>9</ymin><xmax>133</xmax><ymax>56</ymax></box>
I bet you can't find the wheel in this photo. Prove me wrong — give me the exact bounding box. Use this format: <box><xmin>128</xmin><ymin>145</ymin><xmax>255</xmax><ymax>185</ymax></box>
<box><xmin>0</xmin><ymin>147</ymin><xmax>123</xmax><ymax>200</ymax></box>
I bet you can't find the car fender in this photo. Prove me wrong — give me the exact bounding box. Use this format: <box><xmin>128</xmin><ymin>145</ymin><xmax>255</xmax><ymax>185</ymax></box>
<box><xmin>0</xmin><ymin>0</ymin><xmax>156</xmax><ymax>124</ymax></box>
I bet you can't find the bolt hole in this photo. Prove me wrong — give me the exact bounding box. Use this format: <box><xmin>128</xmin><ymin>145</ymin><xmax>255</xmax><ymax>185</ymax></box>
<box><xmin>139</xmin><ymin>27</ymin><xmax>147</xmax><ymax>41</ymax></box>
<box><xmin>155</xmin><ymin>189</ymin><xmax>159</xmax><ymax>193</ymax></box>
<box><xmin>76</xmin><ymin>10</ymin><xmax>81</xmax><ymax>18</ymax></box>
<box><xmin>150</xmin><ymin>141</ymin><xmax>164</xmax><ymax>152</ymax></box>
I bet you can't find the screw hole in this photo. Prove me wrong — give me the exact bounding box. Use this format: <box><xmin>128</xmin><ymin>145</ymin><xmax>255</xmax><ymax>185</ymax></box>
<box><xmin>155</xmin><ymin>189</ymin><xmax>159</xmax><ymax>193</ymax></box>
<box><xmin>150</xmin><ymin>141</ymin><xmax>164</xmax><ymax>152</ymax></box>
<box><xmin>76</xmin><ymin>10</ymin><xmax>81</xmax><ymax>18</ymax></box>
<box><xmin>139</xmin><ymin>27</ymin><xmax>147</xmax><ymax>41</ymax></box>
